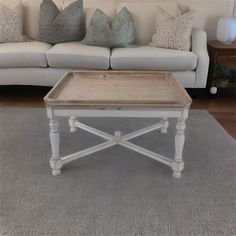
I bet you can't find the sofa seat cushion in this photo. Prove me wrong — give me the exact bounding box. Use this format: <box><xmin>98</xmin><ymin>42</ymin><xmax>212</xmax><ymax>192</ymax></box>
<box><xmin>111</xmin><ymin>46</ymin><xmax>197</xmax><ymax>71</ymax></box>
<box><xmin>0</xmin><ymin>41</ymin><xmax>52</xmax><ymax>68</ymax></box>
<box><xmin>46</xmin><ymin>42</ymin><xmax>110</xmax><ymax>69</ymax></box>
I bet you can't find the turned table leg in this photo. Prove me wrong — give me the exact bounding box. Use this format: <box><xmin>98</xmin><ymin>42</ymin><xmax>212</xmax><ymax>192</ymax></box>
<box><xmin>49</xmin><ymin>118</ymin><xmax>62</xmax><ymax>176</ymax></box>
<box><xmin>69</xmin><ymin>116</ymin><xmax>78</xmax><ymax>132</ymax></box>
<box><xmin>160</xmin><ymin>117</ymin><xmax>169</xmax><ymax>134</ymax></box>
<box><xmin>172</xmin><ymin>117</ymin><xmax>186</xmax><ymax>178</ymax></box>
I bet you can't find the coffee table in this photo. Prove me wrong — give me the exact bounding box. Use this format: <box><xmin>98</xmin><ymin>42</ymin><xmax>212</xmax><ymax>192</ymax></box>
<box><xmin>44</xmin><ymin>71</ymin><xmax>192</xmax><ymax>178</ymax></box>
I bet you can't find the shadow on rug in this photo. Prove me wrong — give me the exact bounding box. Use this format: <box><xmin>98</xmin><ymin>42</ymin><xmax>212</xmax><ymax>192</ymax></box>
<box><xmin>0</xmin><ymin>108</ymin><xmax>235</xmax><ymax>236</ymax></box>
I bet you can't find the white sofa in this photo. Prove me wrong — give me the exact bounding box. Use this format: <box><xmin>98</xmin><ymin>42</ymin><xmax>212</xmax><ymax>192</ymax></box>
<box><xmin>0</xmin><ymin>0</ymin><xmax>209</xmax><ymax>88</ymax></box>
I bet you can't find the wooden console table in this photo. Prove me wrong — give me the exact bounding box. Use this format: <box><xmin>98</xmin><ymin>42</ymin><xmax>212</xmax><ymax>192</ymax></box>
<box><xmin>207</xmin><ymin>40</ymin><xmax>236</xmax><ymax>94</ymax></box>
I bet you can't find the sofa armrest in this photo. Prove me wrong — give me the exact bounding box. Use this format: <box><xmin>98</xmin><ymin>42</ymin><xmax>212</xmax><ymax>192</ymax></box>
<box><xmin>191</xmin><ymin>28</ymin><xmax>209</xmax><ymax>88</ymax></box>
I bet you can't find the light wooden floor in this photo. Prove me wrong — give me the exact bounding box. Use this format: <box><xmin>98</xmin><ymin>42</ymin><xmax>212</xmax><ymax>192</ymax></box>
<box><xmin>0</xmin><ymin>86</ymin><xmax>236</xmax><ymax>139</ymax></box>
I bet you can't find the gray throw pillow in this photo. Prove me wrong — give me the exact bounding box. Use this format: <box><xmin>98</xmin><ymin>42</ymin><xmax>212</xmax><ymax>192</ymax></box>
<box><xmin>82</xmin><ymin>7</ymin><xmax>137</xmax><ymax>48</ymax></box>
<box><xmin>39</xmin><ymin>0</ymin><xmax>84</xmax><ymax>44</ymax></box>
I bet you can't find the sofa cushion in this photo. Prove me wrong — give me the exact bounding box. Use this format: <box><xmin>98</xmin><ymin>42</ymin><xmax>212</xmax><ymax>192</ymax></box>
<box><xmin>46</xmin><ymin>42</ymin><xmax>110</xmax><ymax>69</ymax></box>
<box><xmin>0</xmin><ymin>41</ymin><xmax>52</xmax><ymax>68</ymax></box>
<box><xmin>111</xmin><ymin>46</ymin><xmax>197</xmax><ymax>71</ymax></box>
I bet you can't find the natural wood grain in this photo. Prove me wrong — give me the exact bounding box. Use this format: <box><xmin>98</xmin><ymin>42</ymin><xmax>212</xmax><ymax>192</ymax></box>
<box><xmin>191</xmin><ymin>98</ymin><xmax>236</xmax><ymax>112</ymax></box>
<box><xmin>0</xmin><ymin>86</ymin><xmax>50</xmax><ymax>107</ymax></box>
<box><xmin>208</xmin><ymin>40</ymin><xmax>236</xmax><ymax>50</ymax></box>
<box><xmin>44</xmin><ymin>71</ymin><xmax>192</xmax><ymax>108</ymax></box>
<box><xmin>217</xmin><ymin>56</ymin><xmax>236</xmax><ymax>64</ymax></box>
<box><xmin>207</xmin><ymin>40</ymin><xmax>236</xmax><ymax>93</ymax></box>
<box><xmin>44</xmin><ymin>71</ymin><xmax>191</xmax><ymax>177</ymax></box>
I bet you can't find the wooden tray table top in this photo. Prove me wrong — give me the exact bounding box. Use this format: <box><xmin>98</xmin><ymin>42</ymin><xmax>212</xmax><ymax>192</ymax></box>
<box><xmin>44</xmin><ymin>71</ymin><xmax>192</xmax><ymax>108</ymax></box>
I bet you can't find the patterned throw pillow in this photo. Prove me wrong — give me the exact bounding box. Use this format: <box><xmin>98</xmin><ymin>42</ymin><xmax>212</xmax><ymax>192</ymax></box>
<box><xmin>82</xmin><ymin>7</ymin><xmax>137</xmax><ymax>48</ymax></box>
<box><xmin>0</xmin><ymin>3</ymin><xmax>23</xmax><ymax>43</ymax></box>
<box><xmin>39</xmin><ymin>0</ymin><xmax>84</xmax><ymax>44</ymax></box>
<box><xmin>150</xmin><ymin>6</ymin><xmax>195</xmax><ymax>51</ymax></box>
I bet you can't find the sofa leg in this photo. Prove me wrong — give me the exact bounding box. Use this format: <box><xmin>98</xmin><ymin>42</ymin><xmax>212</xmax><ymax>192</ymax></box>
<box><xmin>210</xmin><ymin>87</ymin><xmax>217</xmax><ymax>94</ymax></box>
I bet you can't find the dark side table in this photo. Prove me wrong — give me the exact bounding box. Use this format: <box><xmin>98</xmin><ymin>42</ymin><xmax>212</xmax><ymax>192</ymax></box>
<box><xmin>207</xmin><ymin>40</ymin><xmax>236</xmax><ymax>94</ymax></box>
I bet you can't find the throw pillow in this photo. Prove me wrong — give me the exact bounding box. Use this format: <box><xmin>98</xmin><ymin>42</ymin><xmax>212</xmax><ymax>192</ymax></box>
<box><xmin>82</xmin><ymin>7</ymin><xmax>137</xmax><ymax>48</ymax></box>
<box><xmin>150</xmin><ymin>6</ymin><xmax>195</xmax><ymax>51</ymax></box>
<box><xmin>0</xmin><ymin>2</ymin><xmax>23</xmax><ymax>43</ymax></box>
<box><xmin>39</xmin><ymin>0</ymin><xmax>84</xmax><ymax>44</ymax></box>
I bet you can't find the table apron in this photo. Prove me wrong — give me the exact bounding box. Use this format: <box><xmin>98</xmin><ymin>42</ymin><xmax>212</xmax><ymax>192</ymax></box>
<box><xmin>47</xmin><ymin>108</ymin><xmax>189</xmax><ymax>119</ymax></box>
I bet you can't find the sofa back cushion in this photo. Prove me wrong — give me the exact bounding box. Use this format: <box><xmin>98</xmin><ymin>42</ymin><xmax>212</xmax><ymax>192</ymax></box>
<box><xmin>21</xmin><ymin>0</ymin><xmax>177</xmax><ymax>44</ymax></box>
<box><xmin>116</xmin><ymin>2</ymin><xmax>178</xmax><ymax>45</ymax></box>
<box><xmin>0</xmin><ymin>0</ymin><xmax>24</xmax><ymax>42</ymax></box>
<box><xmin>21</xmin><ymin>0</ymin><xmax>116</xmax><ymax>40</ymax></box>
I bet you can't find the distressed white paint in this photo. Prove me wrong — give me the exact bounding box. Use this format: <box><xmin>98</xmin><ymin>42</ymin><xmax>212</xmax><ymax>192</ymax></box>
<box><xmin>49</xmin><ymin>119</ymin><xmax>62</xmax><ymax>176</ymax></box>
<box><xmin>47</xmin><ymin>107</ymin><xmax>190</xmax><ymax>178</ymax></box>
<box><xmin>69</xmin><ymin>116</ymin><xmax>78</xmax><ymax>132</ymax></box>
<box><xmin>53</xmin><ymin>108</ymin><xmax>184</xmax><ymax>118</ymax></box>
<box><xmin>160</xmin><ymin>118</ymin><xmax>169</xmax><ymax>134</ymax></box>
<box><xmin>172</xmin><ymin>117</ymin><xmax>186</xmax><ymax>178</ymax></box>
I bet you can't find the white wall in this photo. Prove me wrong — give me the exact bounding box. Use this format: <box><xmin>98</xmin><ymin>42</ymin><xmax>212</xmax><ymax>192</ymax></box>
<box><xmin>2</xmin><ymin>0</ymin><xmax>235</xmax><ymax>41</ymax></box>
<box><xmin>114</xmin><ymin>0</ymin><xmax>232</xmax><ymax>40</ymax></box>
<box><xmin>174</xmin><ymin>0</ymin><xmax>230</xmax><ymax>40</ymax></box>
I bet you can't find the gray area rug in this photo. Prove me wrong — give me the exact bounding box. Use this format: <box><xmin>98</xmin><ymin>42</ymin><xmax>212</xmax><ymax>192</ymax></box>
<box><xmin>0</xmin><ymin>108</ymin><xmax>235</xmax><ymax>236</ymax></box>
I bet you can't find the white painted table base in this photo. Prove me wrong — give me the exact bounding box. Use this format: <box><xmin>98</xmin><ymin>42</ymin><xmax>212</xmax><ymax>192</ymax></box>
<box><xmin>47</xmin><ymin>107</ymin><xmax>189</xmax><ymax>178</ymax></box>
